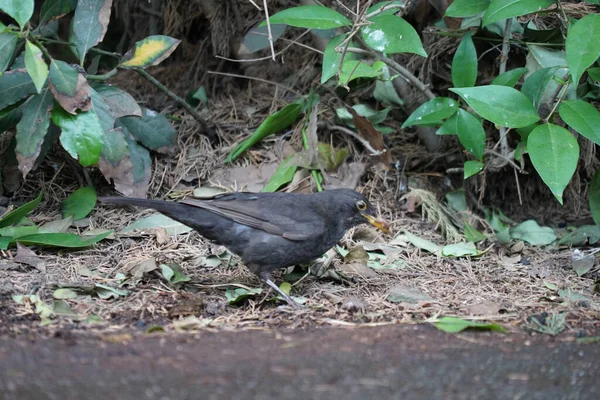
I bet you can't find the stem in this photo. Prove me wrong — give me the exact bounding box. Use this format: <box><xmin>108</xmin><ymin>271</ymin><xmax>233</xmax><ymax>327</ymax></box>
<box><xmin>135</xmin><ymin>68</ymin><xmax>217</xmax><ymax>142</ymax></box>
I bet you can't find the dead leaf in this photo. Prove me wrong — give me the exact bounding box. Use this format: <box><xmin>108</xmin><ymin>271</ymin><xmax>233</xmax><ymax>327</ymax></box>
<box><xmin>14</xmin><ymin>243</ymin><xmax>46</xmax><ymax>272</ymax></box>
<box><xmin>466</xmin><ymin>300</ymin><xmax>504</xmax><ymax>316</ymax></box>
<box><xmin>48</xmin><ymin>73</ymin><xmax>91</xmax><ymax>114</ymax></box>
<box><xmin>336</xmin><ymin>262</ymin><xmax>378</xmax><ymax>279</ymax></box>
<box><xmin>39</xmin><ymin>216</ymin><xmax>74</xmax><ymax>233</ymax></box>
<box><xmin>325</xmin><ymin>162</ymin><xmax>367</xmax><ymax>189</ymax></box>
<box><xmin>123</xmin><ymin>258</ymin><xmax>157</xmax><ymax>284</ymax></box>
<box><xmin>344</xmin><ymin>245</ymin><xmax>370</xmax><ymax>263</ymax></box>
<box><xmin>210</xmin><ymin>162</ymin><xmax>279</xmax><ymax>192</ymax></box>
<box><xmin>154</xmin><ymin>227</ymin><xmax>170</xmax><ymax>245</ymax></box>
<box><xmin>349</xmin><ymin>108</ymin><xmax>392</xmax><ymax>168</ymax></box>
<box><xmin>387</xmin><ymin>285</ymin><xmax>435</xmax><ymax>304</ymax></box>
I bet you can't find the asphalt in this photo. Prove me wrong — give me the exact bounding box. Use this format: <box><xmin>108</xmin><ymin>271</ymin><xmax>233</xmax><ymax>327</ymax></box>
<box><xmin>0</xmin><ymin>324</ymin><xmax>598</xmax><ymax>400</ymax></box>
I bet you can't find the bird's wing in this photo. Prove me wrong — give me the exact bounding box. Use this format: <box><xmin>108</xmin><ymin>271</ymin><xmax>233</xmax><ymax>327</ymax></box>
<box><xmin>180</xmin><ymin>196</ymin><xmax>325</xmax><ymax>241</ymax></box>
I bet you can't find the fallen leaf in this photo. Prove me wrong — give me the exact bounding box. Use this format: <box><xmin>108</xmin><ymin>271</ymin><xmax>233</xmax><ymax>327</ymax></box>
<box><xmin>349</xmin><ymin>107</ymin><xmax>392</xmax><ymax>168</ymax></box>
<box><xmin>336</xmin><ymin>262</ymin><xmax>378</xmax><ymax>279</ymax></box>
<box><xmin>14</xmin><ymin>243</ymin><xmax>46</xmax><ymax>272</ymax></box>
<box><xmin>387</xmin><ymin>285</ymin><xmax>435</xmax><ymax>304</ymax></box>
<box><xmin>466</xmin><ymin>300</ymin><xmax>504</xmax><ymax>316</ymax></box>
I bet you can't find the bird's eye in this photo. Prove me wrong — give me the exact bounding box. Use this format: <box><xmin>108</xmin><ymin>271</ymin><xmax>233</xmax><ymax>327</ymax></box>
<box><xmin>356</xmin><ymin>200</ymin><xmax>367</xmax><ymax>211</ymax></box>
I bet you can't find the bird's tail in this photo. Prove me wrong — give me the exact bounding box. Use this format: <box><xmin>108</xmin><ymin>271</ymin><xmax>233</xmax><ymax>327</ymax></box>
<box><xmin>98</xmin><ymin>196</ymin><xmax>190</xmax><ymax>219</ymax></box>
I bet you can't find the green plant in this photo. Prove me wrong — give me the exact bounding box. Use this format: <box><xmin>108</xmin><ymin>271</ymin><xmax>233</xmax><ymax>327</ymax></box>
<box><xmin>0</xmin><ymin>0</ymin><xmax>180</xmax><ymax>197</ymax></box>
<box><xmin>231</xmin><ymin>1</ymin><xmax>600</xmax><ymax>221</ymax></box>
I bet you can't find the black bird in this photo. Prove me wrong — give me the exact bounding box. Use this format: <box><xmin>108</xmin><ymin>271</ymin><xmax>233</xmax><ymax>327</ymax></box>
<box><xmin>99</xmin><ymin>189</ymin><xmax>390</xmax><ymax>306</ymax></box>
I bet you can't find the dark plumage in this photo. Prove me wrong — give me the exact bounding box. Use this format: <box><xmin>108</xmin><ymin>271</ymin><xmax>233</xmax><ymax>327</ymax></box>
<box><xmin>99</xmin><ymin>189</ymin><xmax>390</xmax><ymax>306</ymax></box>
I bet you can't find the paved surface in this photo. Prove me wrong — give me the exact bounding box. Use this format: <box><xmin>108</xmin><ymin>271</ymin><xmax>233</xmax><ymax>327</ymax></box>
<box><xmin>0</xmin><ymin>325</ymin><xmax>598</xmax><ymax>400</ymax></box>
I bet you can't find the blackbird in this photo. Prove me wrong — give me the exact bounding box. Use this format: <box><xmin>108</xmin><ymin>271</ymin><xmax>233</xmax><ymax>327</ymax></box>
<box><xmin>99</xmin><ymin>189</ymin><xmax>390</xmax><ymax>306</ymax></box>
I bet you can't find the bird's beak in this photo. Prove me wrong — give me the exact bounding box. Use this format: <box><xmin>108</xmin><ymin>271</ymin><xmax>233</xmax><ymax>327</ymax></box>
<box><xmin>362</xmin><ymin>213</ymin><xmax>391</xmax><ymax>234</ymax></box>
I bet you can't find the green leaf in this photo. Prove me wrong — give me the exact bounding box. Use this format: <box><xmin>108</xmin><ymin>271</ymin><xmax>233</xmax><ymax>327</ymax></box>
<box><xmin>53</xmin><ymin>288</ymin><xmax>78</xmax><ymax>299</ymax></box>
<box><xmin>464</xmin><ymin>160</ymin><xmax>484</xmax><ymax>179</ymax></box>
<box><xmin>588</xmin><ymin>67</ymin><xmax>600</xmax><ymax>82</ymax></box>
<box><xmin>242</xmin><ymin>23</ymin><xmax>287</xmax><ymax>53</ymax></box>
<box><xmin>0</xmin><ymin>70</ymin><xmax>37</xmax><ymax>110</ymax></box>
<box><xmin>336</xmin><ymin>104</ymin><xmax>391</xmax><ymax>126</ymax></box>
<box><xmin>225</xmin><ymin>287</ymin><xmax>263</xmax><ymax>305</ymax></box>
<box><xmin>361</xmin><ymin>14</ymin><xmax>427</xmax><ymax>57</ymax></box>
<box><xmin>445</xmin><ymin>0</ymin><xmax>490</xmax><ymax>17</ymax></box>
<box><xmin>0</xmin><ymin>32</ymin><xmax>19</xmax><ymax>73</ymax></box>
<box><xmin>510</xmin><ymin>220</ymin><xmax>556</xmax><ymax>245</ymax></box>
<box><xmin>321</xmin><ymin>34</ymin><xmax>358</xmax><ymax>84</ymax></box>
<box><xmin>24</xmin><ymin>41</ymin><xmax>48</xmax><ymax>93</ymax></box>
<box><xmin>0</xmin><ymin>237</ymin><xmax>11</xmax><ymax>249</ymax></box>
<box><xmin>464</xmin><ymin>223</ymin><xmax>487</xmax><ymax>242</ymax></box>
<box><xmin>450</xmin><ymin>85</ymin><xmax>539</xmax><ymax>128</ymax></box>
<box><xmin>118</xmin><ymin>107</ymin><xmax>176</xmax><ymax>153</ymax></box>
<box><xmin>455</xmin><ymin>109</ymin><xmax>486</xmax><ymax>160</ymax></box>
<box><xmin>48</xmin><ymin>59</ymin><xmax>91</xmax><ymax>114</ymax></box>
<box><xmin>441</xmin><ymin>242</ymin><xmax>483</xmax><ymax>257</ymax></box>
<box><xmin>264</xmin><ymin>6</ymin><xmax>351</xmax><ymax>29</ymax></box>
<box><xmin>0</xmin><ymin>0</ymin><xmax>34</xmax><ymax>27</ymax></box>
<box><xmin>566</xmin><ymin>14</ymin><xmax>600</xmax><ymax>85</ymax></box>
<box><xmin>120</xmin><ymin>214</ymin><xmax>193</xmax><ymax>236</ymax></box>
<box><xmin>15</xmin><ymin>88</ymin><xmax>54</xmax><ymax>177</ymax></box>
<box><xmin>433</xmin><ymin>316</ymin><xmax>507</xmax><ymax>333</ymax></box>
<box><xmin>0</xmin><ymin>192</ymin><xmax>42</xmax><ymax>228</ymax></box>
<box><xmin>0</xmin><ymin>225</ymin><xmax>38</xmax><ymax>238</ymax></box>
<box><xmin>339</xmin><ymin>60</ymin><xmax>384</xmax><ymax>85</ymax></box>
<box><xmin>404</xmin><ymin>231</ymin><xmax>442</xmax><ymax>255</ymax></box>
<box><xmin>589</xmin><ymin>170</ymin><xmax>600</xmax><ymax>225</ymax></box>
<box><xmin>374</xmin><ymin>65</ymin><xmax>404</xmax><ymax>106</ymax></box>
<box><xmin>527</xmin><ymin>124</ymin><xmax>579</xmax><ymax>204</ymax></box>
<box><xmin>160</xmin><ymin>263</ymin><xmax>191</xmax><ymax>285</ymax></box>
<box><xmin>97</xmin><ymin>127</ymin><xmax>143</xmax><ymax>197</ymax></box>
<box><xmin>121</xmin><ymin>126</ymin><xmax>152</xmax><ymax>194</ymax></box>
<box><xmin>119</xmin><ymin>35</ymin><xmax>181</xmax><ymax>69</ymax></box>
<box><xmin>40</xmin><ymin>0</ymin><xmax>77</xmax><ymax>23</ymax></box>
<box><xmin>491</xmin><ymin>67</ymin><xmax>528</xmax><ymax>87</ymax></box>
<box><xmin>263</xmin><ymin>156</ymin><xmax>297</xmax><ymax>192</ymax></box>
<box><xmin>62</xmin><ymin>186</ymin><xmax>97</xmax><ymax>220</ymax></box>
<box><xmin>558</xmin><ymin>100</ymin><xmax>600</xmax><ymax>146</ymax></box>
<box><xmin>13</xmin><ymin>231</ymin><xmax>112</xmax><ymax>248</ymax></box>
<box><xmin>452</xmin><ymin>32</ymin><xmax>477</xmax><ymax>88</ymax></box>
<box><xmin>521</xmin><ymin>66</ymin><xmax>567</xmax><ymax>111</ymax></box>
<box><xmin>93</xmin><ymin>84</ymin><xmax>142</xmax><ymax>118</ymax></box>
<box><xmin>52</xmin><ymin>107</ymin><xmax>104</xmax><ymax>166</ymax></box>
<box><xmin>401</xmin><ymin>97</ymin><xmax>458</xmax><ymax>128</ymax></box>
<box><xmin>226</xmin><ymin>102</ymin><xmax>302</xmax><ymax>163</ymax></box>
<box><xmin>89</xmin><ymin>86</ymin><xmax>114</xmax><ymax>133</ymax></box>
<box><xmin>482</xmin><ymin>0</ymin><xmax>554</xmax><ymax>27</ymax></box>
<box><xmin>72</xmin><ymin>0</ymin><xmax>113</xmax><ymax>64</ymax></box>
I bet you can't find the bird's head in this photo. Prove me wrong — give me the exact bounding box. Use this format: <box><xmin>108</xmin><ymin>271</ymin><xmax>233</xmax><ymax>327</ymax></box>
<box><xmin>323</xmin><ymin>189</ymin><xmax>391</xmax><ymax>234</ymax></box>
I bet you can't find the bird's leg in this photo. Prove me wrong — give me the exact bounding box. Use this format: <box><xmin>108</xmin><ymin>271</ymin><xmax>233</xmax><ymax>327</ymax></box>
<box><xmin>259</xmin><ymin>271</ymin><xmax>302</xmax><ymax>308</ymax></box>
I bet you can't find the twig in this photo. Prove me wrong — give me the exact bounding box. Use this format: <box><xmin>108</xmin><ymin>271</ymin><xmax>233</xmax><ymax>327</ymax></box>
<box><xmin>207</xmin><ymin>70</ymin><xmax>307</xmax><ymax>99</ymax></box>
<box><xmin>135</xmin><ymin>69</ymin><xmax>217</xmax><ymax>142</ymax></box>
<box><xmin>324</xmin><ymin>123</ymin><xmax>386</xmax><ymax>156</ymax></box>
<box><xmin>261</xmin><ymin>0</ymin><xmax>276</xmax><ymax>61</ymax></box>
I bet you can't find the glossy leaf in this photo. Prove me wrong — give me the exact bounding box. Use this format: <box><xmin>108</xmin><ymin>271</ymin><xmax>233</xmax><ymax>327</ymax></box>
<box><xmin>72</xmin><ymin>0</ymin><xmax>113</xmax><ymax>64</ymax></box>
<box><xmin>15</xmin><ymin>88</ymin><xmax>54</xmax><ymax>177</ymax></box>
<box><xmin>521</xmin><ymin>66</ymin><xmax>566</xmax><ymax>111</ymax></box>
<box><xmin>491</xmin><ymin>67</ymin><xmax>528</xmax><ymax>87</ymax></box>
<box><xmin>24</xmin><ymin>41</ymin><xmax>48</xmax><ymax>93</ymax></box>
<box><xmin>63</xmin><ymin>186</ymin><xmax>97</xmax><ymax>220</ymax></box>
<box><xmin>0</xmin><ymin>0</ymin><xmax>34</xmax><ymax>27</ymax></box>
<box><xmin>321</xmin><ymin>34</ymin><xmax>359</xmax><ymax>84</ymax></box>
<box><xmin>14</xmin><ymin>231</ymin><xmax>112</xmax><ymax>248</ymax></box>
<box><xmin>339</xmin><ymin>60</ymin><xmax>384</xmax><ymax>85</ymax></box>
<box><xmin>40</xmin><ymin>0</ymin><xmax>77</xmax><ymax>23</ymax></box>
<box><xmin>401</xmin><ymin>97</ymin><xmax>458</xmax><ymax>128</ymax></box>
<box><xmin>589</xmin><ymin>170</ymin><xmax>600</xmax><ymax>225</ymax></box>
<box><xmin>0</xmin><ymin>32</ymin><xmax>19</xmax><ymax>72</ymax></box>
<box><xmin>119</xmin><ymin>35</ymin><xmax>181</xmax><ymax>69</ymax></box>
<box><xmin>452</xmin><ymin>32</ymin><xmax>477</xmax><ymax>88</ymax></box>
<box><xmin>445</xmin><ymin>0</ymin><xmax>490</xmax><ymax>17</ymax></box>
<box><xmin>361</xmin><ymin>14</ymin><xmax>427</xmax><ymax>57</ymax></box>
<box><xmin>52</xmin><ymin>107</ymin><xmax>104</xmax><ymax>166</ymax></box>
<box><xmin>263</xmin><ymin>156</ymin><xmax>297</xmax><ymax>192</ymax></box>
<box><xmin>566</xmin><ymin>14</ymin><xmax>600</xmax><ymax>85</ymax></box>
<box><xmin>558</xmin><ymin>100</ymin><xmax>600</xmax><ymax>146</ymax></box>
<box><xmin>450</xmin><ymin>85</ymin><xmax>539</xmax><ymax>128</ymax></box>
<box><xmin>48</xmin><ymin>59</ymin><xmax>91</xmax><ymax>113</ymax></box>
<box><xmin>527</xmin><ymin>124</ymin><xmax>579</xmax><ymax>204</ymax></box>
<box><xmin>482</xmin><ymin>0</ymin><xmax>554</xmax><ymax>27</ymax></box>
<box><xmin>226</xmin><ymin>102</ymin><xmax>302</xmax><ymax>162</ymax></box>
<box><xmin>464</xmin><ymin>160</ymin><xmax>484</xmax><ymax>179</ymax></box>
<box><xmin>93</xmin><ymin>84</ymin><xmax>141</xmax><ymax>118</ymax></box>
<box><xmin>118</xmin><ymin>107</ymin><xmax>176</xmax><ymax>153</ymax></box>
<box><xmin>263</xmin><ymin>6</ymin><xmax>351</xmax><ymax>29</ymax></box>
<box><xmin>456</xmin><ymin>109</ymin><xmax>486</xmax><ymax>160</ymax></box>
<box><xmin>0</xmin><ymin>192</ymin><xmax>42</xmax><ymax>228</ymax></box>
<box><xmin>89</xmin><ymin>87</ymin><xmax>114</xmax><ymax>133</ymax></box>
